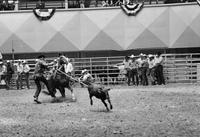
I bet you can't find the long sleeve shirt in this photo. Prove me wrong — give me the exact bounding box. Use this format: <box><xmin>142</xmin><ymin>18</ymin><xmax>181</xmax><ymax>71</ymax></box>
<box><xmin>16</xmin><ymin>64</ymin><xmax>23</xmax><ymax>74</ymax></box>
<box><xmin>34</xmin><ymin>60</ymin><xmax>49</xmax><ymax>75</ymax></box>
<box><xmin>64</xmin><ymin>63</ymin><xmax>73</xmax><ymax>73</ymax></box>
<box><xmin>0</xmin><ymin>65</ymin><xmax>7</xmax><ymax>75</ymax></box>
<box><xmin>23</xmin><ymin>64</ymin><xmax>30</xmax><ymax>73</ymax></box>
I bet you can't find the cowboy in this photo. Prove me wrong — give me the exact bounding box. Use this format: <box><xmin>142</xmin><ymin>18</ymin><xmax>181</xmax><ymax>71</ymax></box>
<box><xmin>5</xmin><ymin>60</ymin><xmax>14</xmax><ymax>90</ymax></box>
<box><xmin>33</xmin><ymin>55</ymin><xmax>55</xmax><ymax>103</ymax></box>
<box><xmin>154</xmin><ymin>52</ymin><xmax>165</xmax><ymax>85</ymax></box>
<box><xmin>123</xmin><ymin>56</ymin><xmax>132</xmax><ymax>86</ymax></box>
<box><xmin>79</xmin><ymin>69</ymin><xmax>94</xmax><ymax>85</ymax></box>
<box><xmin>16</xmin><ymin>60</ymin><xmax>24</xmax><ymax>89</ymax></box>
<box><xmin>140</xmin><ymin>54</ymin><xmax>149</xmax><ymax>86</ymax></box>
<box><xmin>79</xmin><ymin>69</ymin><xmax>104</xmax><ymax>93</ymax></box>
<box><xmin>0</xmin><ymin>61</ymin><xmax>7</xmax><ymax>86</ymax></box>
<box><xmin>129</xmin><ymin>54</ymin><xmax>139</xmax><ymax>86</ymax></box>
<box><xmin>22</xmin><ymin>60</ymin><xmax>31</xmax><ymax>89</ymax></box>
<box><xmin>148</xmin><ymin>54</ymin><xmax>156</xmax><ymax>85</ymax></box>
<box><xmin>64</xmin><ymin>58</ymin><xmax>73</xmax><ymax>76</ymax></box>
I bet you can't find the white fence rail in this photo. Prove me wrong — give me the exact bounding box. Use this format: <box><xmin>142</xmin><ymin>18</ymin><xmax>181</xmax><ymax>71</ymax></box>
<box><xmin>8</xmin><ymin>53</ymin><xmax>200</xmax><ymax>88</ymax></box>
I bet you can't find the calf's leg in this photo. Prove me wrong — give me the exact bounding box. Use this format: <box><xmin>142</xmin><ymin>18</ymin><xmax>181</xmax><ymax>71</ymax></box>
<box><xmin>107</xmin><ymin>97</ymin><xmax>113</xmax><ymax>110</ymax></box>
<box><xmin>90</xmin><ymin>95</ymin><xmax>93</xmax><ymax>105</ymax></box>
<box><xmin>101</xmin><ymin>99</ymin><xmax>109</xmax><ymax>111</ymax></box>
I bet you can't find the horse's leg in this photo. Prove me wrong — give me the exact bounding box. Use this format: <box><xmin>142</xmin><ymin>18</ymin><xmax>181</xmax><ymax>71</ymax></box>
<box><xmin>58</xmin><ymin>86</ymin><xmax>65</xmax><ymax>98</ymax></box>
<box><xmin>101</xmin><ymin>99</ymin><xmax>109</xmax><ymax>111</ymax></box>
<box><xmin>90</xmin><ymin>95</ymin><xmax>93</xmax><ymax>105</ymax></box>
<box><xmin>67</xmin><ymin>85</ymin><xmax>75</xmax><ymax>100</ymax></box>
<box><xmin>105</xmin><ymin>92</ymin><xmax>113</xmax><ymax>109</ymax></box>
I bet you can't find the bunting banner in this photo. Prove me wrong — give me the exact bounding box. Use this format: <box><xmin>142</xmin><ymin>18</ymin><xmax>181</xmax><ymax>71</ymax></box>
<box><xmin>33</xmin><ymin>8</ymin><xmax>56</xmax><ymax>21</ymax></box>
<box><xmin>121</xmin><ymin>3</ymin><xmax>144</xmax><ymax>16</ymax></box>
<box><xmin>197</xmin><ymin>0</ymin><xmax>200</xmax><ymax>6</ymax></box>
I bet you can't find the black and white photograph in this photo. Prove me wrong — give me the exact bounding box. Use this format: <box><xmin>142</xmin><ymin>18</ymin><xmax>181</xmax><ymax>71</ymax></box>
<box><xmin>1</xmin><ymin>0</ymin><xmax>200</xmax><ymax>136</ymax></box>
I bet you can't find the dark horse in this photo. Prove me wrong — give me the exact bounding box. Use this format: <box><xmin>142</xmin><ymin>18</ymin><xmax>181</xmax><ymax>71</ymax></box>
<box><xmin>45</xmin><ymin>67</ymin><xmax>75</xmax><ymax>100</ymax></box>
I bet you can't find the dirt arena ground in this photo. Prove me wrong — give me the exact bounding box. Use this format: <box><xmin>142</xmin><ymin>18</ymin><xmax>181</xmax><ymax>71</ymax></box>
<box><xmin>1</xmin><ymin>84</ymin><xmax>200</xmax><ymax>137</ymax></box>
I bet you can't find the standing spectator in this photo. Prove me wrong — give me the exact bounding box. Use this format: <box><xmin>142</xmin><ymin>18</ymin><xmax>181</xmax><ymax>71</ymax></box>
<box><xmin>23</xmin><ymin>60</ymin><xmax>30</xmax><ymax>89</ymax></box>
<box><xmin>102</xmin><ymin>0</ymin><xmax>109</xmax><ymax>7</ymax></box>
<box><xmin>6</xmin><ymin>61</ymin><xmax>14</xmax><ymax>90</ymax></box>
<box><xmin>0</xmin><ymin>61</ymin><xmax>7</xmax><ymax>86</ymax></box>
<box><xmin>0</xmin><ymin>51</ymin><xmax>3</xmax><ymax>62</ymax></box>
<box><xmin>80</xmin><ymin>0</ymin><xmax>85</xmax><ymax>8</ymax></box>
<box><xmin>141</xmin><ymin>54</ymin><xmax>149</xmax><ymax>86</ymax></box>
<box><xmin>130</xmin><ymin>55</ymin><xmax>139</xmax><ymax>86</ymax></box>
<box><xmin>123</xmin><ymin>56</ymin><xmax>132</xmax><ymax>86</ymax></box>
<box><xmin>16</xmin><ymin>60</ymin><xmax>23</xmax><ymax>89</ymax></box>
<box><xmin>155</xmin><ymin>52</ymin><xmax>165</xmax><ymax>85</ymax></box>
<box><xmin>148</xmin><ymin>54</ymin><xmax>156</xmax><ymax>85</ymax></box>
<box><xmin>136</xmin><ymin>53</ymin><xmax>144</xmax><ymax>85</ymax></box>
<box><xmin>149</xmin><ymin>0</ymin><xmax>158</xmax><ymax>4</ymax></box>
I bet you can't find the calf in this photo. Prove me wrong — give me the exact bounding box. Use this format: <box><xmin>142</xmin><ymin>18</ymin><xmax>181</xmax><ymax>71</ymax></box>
<box><xmin>87</xmin><ymin>83</ymin><xmax>113</xmax><ymax>111</ymax></box>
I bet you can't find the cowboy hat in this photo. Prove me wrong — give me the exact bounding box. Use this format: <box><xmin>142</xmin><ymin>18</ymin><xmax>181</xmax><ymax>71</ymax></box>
<box><xmin>23</xmin><ymin>60</ymin><xmax>27</xmax><ymax>63</ymax></box>
<box><xmin>81</xmin><ymin>69</ymin><xmax>88</xmax><ymax>74</ymax></box>
<box><xmin>148</xmin><ymin>54</ymin><xmax>154</xmax><ymax>58</ymax></box>
<box><xmin>129</xmin><ymin>54</ymin><xmax>135</xmax><ymax>58</ymax></box>
<box><xmin>139</xmin><ymin>53</ymin><xmax>147</xmax><ymax>57</ymax></box>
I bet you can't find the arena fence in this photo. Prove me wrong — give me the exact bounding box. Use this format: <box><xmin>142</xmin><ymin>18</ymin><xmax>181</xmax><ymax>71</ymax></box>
<box><xmin>6</xmin><ymin>53</ymin><xmax>200</xmax><ymax>89</ymax></box>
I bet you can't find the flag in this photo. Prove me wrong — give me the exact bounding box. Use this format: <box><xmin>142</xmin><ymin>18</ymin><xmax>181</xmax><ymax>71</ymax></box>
<box><xmin>33</xmin><ymin>8</ymin><xmax>56</xmax><ymax>21</ymax></box>
<box><xmin>197</xmin><ymin>0</ymin><xmax>200</xmax><ymax>6</ymax></box>
<box><xmin>121</xmin><ymin>3</ymin><xmax>144</xmax><ymax>16</ymax></box>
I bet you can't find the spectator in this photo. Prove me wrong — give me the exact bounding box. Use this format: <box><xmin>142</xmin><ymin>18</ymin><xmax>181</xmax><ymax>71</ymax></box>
<box><xmin>148</xmin><ymin>54</ymin><xmax>156</xmax><ymax>85</ymax></box>
<box><xmin>80</xmin><ymin>0</ymin><xmax>85</xmax><ymax>8</ymax></box>
<box><xmin>6</xmin><ymin>61</ymin><xmax>14</xmax><ymax>90</ymax></box>
<box><xmin>123</xmin><ymin>56</ymin><xmax>132</xmax><ymax>86</ymax></box>
<box><xmin>102</xmin><ymin>0</ymin><xmax>109</xmax><ymax>7</ymax></box>
<box><xmin>0</xmin><ymin>61</ymin><xmax>7</xmax><ymax>86</ymax></box>
<box><xmin>16</xmin><ymin>60</ymin><xmax>24</xmax><ymax>89</ymax></box>
<box><xmin>149</xmin><ymin>0</ymin><xmax>158</xmax><ymax>4</ymax></box>
<box><xmin>130</xmin><ymin>55</ymin><xmax>139</xmax><ymax>86</ymax></box>
<box><xmin>0</xmin><ymin>51</ymin><xmax>2</xmax><ymax>61</ymax></box>
<box><xmin>23</xmin><ymin>60</ymin><xmax>31</xmax><ymax>89</ymax></box>
<box><xmin>141</xmin><ymin>54</ymin><xmax>149</xmax><ymax>86</ymax></box>
<box><xmin>154</xmin><ymin>52</ymin><xmax>165</xmax><ymax>85</ymax></box>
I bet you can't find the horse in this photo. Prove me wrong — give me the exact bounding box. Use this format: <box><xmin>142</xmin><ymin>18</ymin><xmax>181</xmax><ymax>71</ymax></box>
<box><xmin>45</xmin><ymin>66</ymin><xmax>75</xmax><ymax>101</ymax></box>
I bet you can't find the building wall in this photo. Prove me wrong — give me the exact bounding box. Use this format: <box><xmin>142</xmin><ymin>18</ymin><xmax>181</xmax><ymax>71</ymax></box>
<box><xmin>0</xmin><ymin>3</ymin><xmax>200</xmax><ymax>53</ymax></box>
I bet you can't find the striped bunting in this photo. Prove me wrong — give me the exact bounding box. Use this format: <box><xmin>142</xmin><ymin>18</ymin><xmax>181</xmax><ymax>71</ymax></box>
<box><xmin>197</xmin><ymin>0</ymin><xmax>200</xmax><ymax>6</ymax></box>
<box><xmin>33</xmin><ymin>8</ymin><xmax>56</xmax><ymax>21</ymax></box>
<box><xmin>121</xmin><ymin>3</ymin><xmax>144</xmax><ymax>16</ymax></box>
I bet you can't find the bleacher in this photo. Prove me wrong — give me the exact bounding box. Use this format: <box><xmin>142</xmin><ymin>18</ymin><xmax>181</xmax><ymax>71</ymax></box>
<box><xmin>0</xmin><ymin>0</ymin><xmax>195</xmax><ymax>11</ymax></box>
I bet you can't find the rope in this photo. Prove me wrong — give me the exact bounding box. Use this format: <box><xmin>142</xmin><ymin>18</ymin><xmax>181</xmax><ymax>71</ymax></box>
<box><xmin>56</xmin><ymin>69</ymin><xmax>89</xmax><ymax>87</ymax></box>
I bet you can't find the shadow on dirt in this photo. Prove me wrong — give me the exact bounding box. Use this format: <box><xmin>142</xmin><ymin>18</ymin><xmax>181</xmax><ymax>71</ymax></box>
<box><xmin>33</xmin><ymin>97</ymin><xmax>76</xmax><ymax>104</ymax></box>
<box><xmin>90</xmin><ymin>109</ymin><xmax>113</xmax><ymax>113</ymax></box>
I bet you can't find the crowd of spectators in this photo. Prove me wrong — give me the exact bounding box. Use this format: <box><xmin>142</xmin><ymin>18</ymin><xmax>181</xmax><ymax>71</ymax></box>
<box><xmin>0</xmin><ymin>0</ymin><xmax>15</xmax><ymax>11</ymax></box>
<box><xmin>0</xmin><ymin>58</ymin><xmax>31</xmax><ymax>90</ymax></box>
<box><xmin>119</xmin><ymin>52</ymin><xmax>165</xmax><ymax>86</ymax></box>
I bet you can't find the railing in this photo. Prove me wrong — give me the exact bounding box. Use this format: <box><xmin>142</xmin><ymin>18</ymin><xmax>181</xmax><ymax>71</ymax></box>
<box><xmin>6</xmin><ymin>53</ymin><xmax>200</xmax><ymax>89</ymax></box>
<box><xmin>15</xmin><ymin>0</ymin><xmax>197</xmax><ymax>10</ymax></box>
